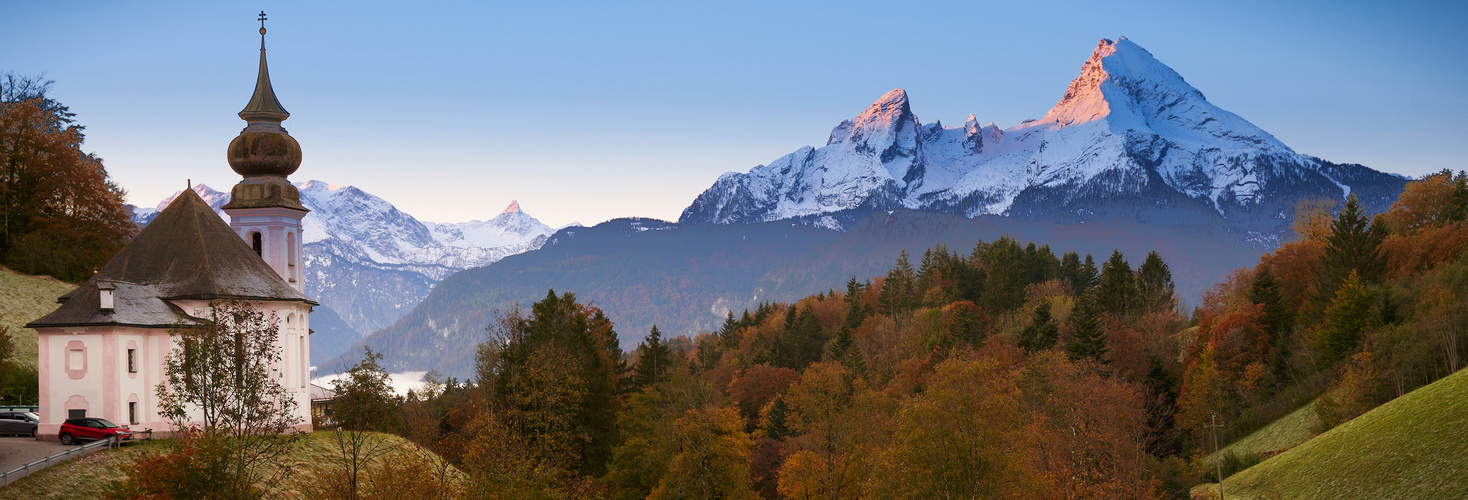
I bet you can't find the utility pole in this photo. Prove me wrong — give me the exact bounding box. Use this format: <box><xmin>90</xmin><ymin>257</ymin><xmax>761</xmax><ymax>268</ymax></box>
<box><xmin>1207</xmin><ymin>411</ymin><xmax>1225</xmax><ymax>500</ymax></box>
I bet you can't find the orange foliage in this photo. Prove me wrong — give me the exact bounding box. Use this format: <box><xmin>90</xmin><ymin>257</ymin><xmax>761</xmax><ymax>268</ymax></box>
<box><xmin>1103</xmin><ymin>313</ymin><xmax>1149</xmax><ymax>380</ymax></box>
<box><xmin>1384</xmin><ymin>172</ymin><xmax>1457</xmax><ymax>235</ymax></box>
<box><xmin>1196</xmin><ymin>303</ymin><xmax>1269</xmax><ymax>377</ymax></box>
<box><xmin>1381</xmin><ymin>223</ymin><xmax>1468</xmax><ymax>279</ymax></box>
<box><xmin>1292</xmin><ymin>197</ymin><xmax>1337</xmax><ymax>243</ymax></box>
<box><xmin>728</xmin><ymin>363</ymin><xmax>799</xmax><ymax>425</ymax></box>
<box><xmin>1260</xmin><ymin>238</ymin><xmax>1324</xmax><ymax>316</ymax></box>
<box><xmin>1022</xmin><ymin>351</ymin><xmax>1158</xmax><ymax>499</ymax></box>
<box><xmin>1200</xmin><ymin>268</ymin><xmax>1255</xmax><ymax>317</ymax></box>
<box><xmin>806</xmin><ymin>295</ymin><xmax>847</xmax><ymax>332</ymax></box>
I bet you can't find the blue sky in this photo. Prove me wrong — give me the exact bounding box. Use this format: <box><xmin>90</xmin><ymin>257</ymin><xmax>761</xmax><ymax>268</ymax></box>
<box><xmin>6</xmin><ymin>0</ymin><xmax>1465</xmax><ymax>227</ymax></box>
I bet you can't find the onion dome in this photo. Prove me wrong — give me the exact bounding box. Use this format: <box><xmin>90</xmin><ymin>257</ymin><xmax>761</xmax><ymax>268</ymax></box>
<box><xmin>226</xmin><ymin>16</ymin><xmax>302</xmax><ymax>178</ymax></box>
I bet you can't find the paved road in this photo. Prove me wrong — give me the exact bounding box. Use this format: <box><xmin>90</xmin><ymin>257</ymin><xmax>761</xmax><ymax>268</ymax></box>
<box><xmin>0</xmin><ymin>436</ymin><xmax>80</xmax><ymax>473</ymax></box>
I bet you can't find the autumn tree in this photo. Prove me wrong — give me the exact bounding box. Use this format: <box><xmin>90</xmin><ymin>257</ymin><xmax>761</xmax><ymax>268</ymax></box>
<box><xmin>939</xmin><ymin>300</ymin><xmax>990</xmax><ymax>351</ymax></box>
<box><xmin>319</xmin><ymin>346</ymin><xmax>403</xmax><ymax>500</ymax></box>
<box><xmin>776</xmin><ymin>362</ymin><xmax>877</xmax><ymax>500</ymax></box>
<box><xmin>1177</xmin><ymin>347</ymin><xmax>1229</xmax><ymax>449</ymax></box>
<box><xmin>153</xmin><ymin>299</ymin><xmax>304</xmax><ymax>499</ymax></box>
<box><xmin>871</xmin><ymin>356</ymin><xmax>1028</xmax><ymax>498</ymax></box>
<box><xmin>1022</xmin><ymin>351</ymin><xmax>1157</xmax><ymax>498</ymax></box>
<box><xmin>483</xmin><ymin>290</ymin><xmax>623</xmax><ymax>476</ymax></box>
<box><xmin>648</xmin><ymin>406</ymin><xmax>759</xmax><ymax>500</ymax></box>
<box><xmin>603</xmin><ymin>387</ymin><xmax>672</xmax><ymax>500</ymax></box>
<box><xmin>1</xmin><ymin>73</ymin><xmax>134</xmax><ymax>282</ymax></box>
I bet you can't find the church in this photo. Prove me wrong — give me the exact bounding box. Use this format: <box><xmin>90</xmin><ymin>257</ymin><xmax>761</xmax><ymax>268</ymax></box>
<box><xmin>26</xmin><ymin>19</ymin><xmax>315</xmax><ymax>438</ymax></box>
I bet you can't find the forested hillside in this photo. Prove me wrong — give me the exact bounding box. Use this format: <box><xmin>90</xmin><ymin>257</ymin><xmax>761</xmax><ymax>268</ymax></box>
<box><xmin>372</xmin><ymin>169</ymin><xmax>1466</xmax><ymax>498</ymax></box>
<box><xmin>335</xmin><ymin>210</ymin><xmax>1262</xmax><ymax>378</ymax></box>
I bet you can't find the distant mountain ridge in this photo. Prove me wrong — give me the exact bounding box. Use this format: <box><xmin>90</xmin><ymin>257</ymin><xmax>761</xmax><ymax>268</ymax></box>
<box><xmin>133</xmin><ymin>182</ymin><xmax>556</xmax><ymax>362</ymax></box>
<box><xmin>680</xmin><ymin>37</ymin><xmax>1407</xmax><ymax>244</ymax></box>
<box><xmin>337</xmin><ymin>211</ymin><xmax>1264</xmax><ymax>378</ymax></box>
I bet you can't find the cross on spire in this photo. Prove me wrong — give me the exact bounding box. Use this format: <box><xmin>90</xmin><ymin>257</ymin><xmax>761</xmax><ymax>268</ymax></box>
<box><xmin>259</xmin><ymin>11</ymin><xmax>267</xmax><ymax>28</ymax></box>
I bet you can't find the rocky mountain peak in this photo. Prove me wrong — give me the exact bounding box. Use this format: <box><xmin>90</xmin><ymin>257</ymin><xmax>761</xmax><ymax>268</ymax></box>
<box><xmin>502</xmin><ymin>200</ymin><xmax>522</xmax><ymax>214</ymax></box>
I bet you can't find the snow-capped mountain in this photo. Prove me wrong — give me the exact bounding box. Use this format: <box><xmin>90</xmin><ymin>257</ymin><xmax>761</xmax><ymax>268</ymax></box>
<box><xmin>134</xmin><ymin>182</ymin><xmax>555</xmax><ymax>347</ymax></box>
<box><xmin>680</xmin><ymin>37</ymin><xmax>1406</xmax><ymax>241</ymax></box>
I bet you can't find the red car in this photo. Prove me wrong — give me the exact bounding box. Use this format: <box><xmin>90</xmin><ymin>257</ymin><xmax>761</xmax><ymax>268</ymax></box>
<box><xmin>58</xmin><ymin>417</ymin><xmax>133</xmax><ymax>445</ymax></box>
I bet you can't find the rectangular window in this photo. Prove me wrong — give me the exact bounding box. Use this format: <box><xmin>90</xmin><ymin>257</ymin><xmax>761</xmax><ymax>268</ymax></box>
<box><xmin>68</xmin><ymin>409</ymin><xmax>86</xmax><ymax>419</ymax></box>
<box><xmin>127</xmin><ymin>349</ymin><xmax>137</xmax><ymax>373</ymax></box>
<box><xmin>68</xmin><ymin>349</ymin><xmax>83</xmax><ymax>370</ymax></box>
<box><xmin>129</xmin><ymin>402</ymin><xmax>138</xmax><ymax>424</ymax></box>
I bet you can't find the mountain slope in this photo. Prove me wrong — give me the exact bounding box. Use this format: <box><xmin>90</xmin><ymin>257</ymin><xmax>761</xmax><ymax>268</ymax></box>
<box><xmin>680</xmin><ymin>37</ymin><xmax>1406</xmax><ymax>241</ymax></box>
<box><xmin>134</xmin><ymin>183</ymin><xmax>555</xmax><ymax>362</ymax></box>
<box><xmin>0</xmin><ymin>266</ymin><xmax>76</xmax><ymax>371</ymax></box>
<box><xmin>336</xmin><ymin>211</ymin><xmax>1261</xmax><ymax>378</ymax></box>
<box><xmin>1219</xmin><ymin>367</ymin><xmax>1468</xmax><ymax>499</ymax></box>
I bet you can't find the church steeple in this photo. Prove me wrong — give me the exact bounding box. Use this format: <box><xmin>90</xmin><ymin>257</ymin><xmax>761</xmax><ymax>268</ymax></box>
<box><xmin>240</xmin><ymin>12</ymin><xmax>289</xmax><ymax>123</ymax></box>
<box><xmin>222</xmin><ymin>12</ymin><xmax>309</xmax><ymax>293</ymax></box>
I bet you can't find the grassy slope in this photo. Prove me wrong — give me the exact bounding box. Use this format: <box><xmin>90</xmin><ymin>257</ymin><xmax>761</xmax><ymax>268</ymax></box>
<box><xmin>0</xmin><ymin>267</ymin><xmax>75</xmax><ymax>370</ymax></box>
<box><xmin>1218</xmin><ymin>367</ymin><xmax>1468</xmax><ymax>499</ymax></box>
<box><xmin>0</xmin><ymin>431</ymin><xmax>451</xmax><ymax>499</ymax></box>
<box><xmin>1206</xmin><ymin>399</ymin><xmax>1320</xmax><ymax>463</ymax></box>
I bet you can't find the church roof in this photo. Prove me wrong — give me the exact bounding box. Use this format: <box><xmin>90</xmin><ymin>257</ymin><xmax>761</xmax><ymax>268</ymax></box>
<box><xmin>28</xmin><ymin>188</ymin><xmax>313</xmax><ymax>329</ymax></box>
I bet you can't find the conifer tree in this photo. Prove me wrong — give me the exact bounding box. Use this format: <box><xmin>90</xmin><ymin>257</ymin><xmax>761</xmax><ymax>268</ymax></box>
<box><xmin>1249</xmin><ymin>264</ymin><xmax>1295</xmax><ymax>381</ymax></box>
<box><xmin>1060</xmin><ymin>251</ymin><xmax>1083</xmax><ymax>295</ymax></box>
<box><xmin>1444</xmin><ymin>170</ymin><xmax>1468</xmax><ymax>223</ymax></box>
<box><xmin>843</xmin><ymin>277</ymin><xmax>867</xmax><ymax>330</ymax></box>
<box><xmin>981</xmin><ymin>236</ymin><xmax>1026</xmax><ymax>313</ymax></box>
<box><xmin>1066</xmin><ymin>293</ymin><xmax>1107</xmax><ymax>362</ymax></box>
<box><xmin>1081</xmin><ymin>254</ymin><xmax>1099</xmax><ymax>292</ymax></box>
<box><xmin>719</xmin><ymin>311</ymin><xmax>741</xmax><ymax>350</ymax></box>
<box><xmin>1136</xmin><ymin>251</ymin><xmax>1176</xmax><ymax>314</ymax></box>
<box><xmin>1319</xmin><ymin>194</ymin><xmax>1388</xmax><ymax>294</ymax></box>
<box><xmin>1097</xmin><ymin>250</ymin><xmax>1137</xmax><ymax>316</ymax></box>
<box><xmin>1315</xmin><ymin>271</ymin><xmax>1376</xmax><ymax>366</ymax></box>
<box><xmin>1019</xmin><ymin>302</ymin><xmax>1059</xmax><ymax>352</ymax></box>
<box><xmin>879</xmin><ymin>251</ymin><xmax>916</xmax><ymax>316</ymax></box>
<box><xmin>773</xmin><ymin>306</ymin><xmax>825</xmax><ymax>370</ymax></box>
<box><xmin>634</xmin><ymin>325</ymin><xmax>673</xmax><ymax>388</ymax></box>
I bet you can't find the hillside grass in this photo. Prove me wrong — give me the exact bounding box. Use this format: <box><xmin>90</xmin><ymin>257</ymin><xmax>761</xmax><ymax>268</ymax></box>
<box><xmin>1205</xmin><ymin>398</ymin><xmax>1320</xmax><ymax>464</ymax></box>
<box><xmin>0</xmin><ymin>431</ymin><xmax>454</xmax><ymax>499</ymax></box>
<box><xmin>1213</xmin><ymin>367</ymin><xmax>1468</xmax><ymax>499</ymax></box>
<box><xmin>0</xmin><ymin>267</ymin><xmax>75</xmax><ymax>370</ymax></box>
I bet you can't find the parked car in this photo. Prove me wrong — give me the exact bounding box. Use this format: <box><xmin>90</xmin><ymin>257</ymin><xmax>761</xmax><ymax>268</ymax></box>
<box><xmin>58</xmin><ymin>418</ymin><xmax>132</xmax><ymax>445</ymax></box>
<box><xmin>0</xmin><ymin>411</ymin><xmax>38</xmax><ymax>437</ymax></box>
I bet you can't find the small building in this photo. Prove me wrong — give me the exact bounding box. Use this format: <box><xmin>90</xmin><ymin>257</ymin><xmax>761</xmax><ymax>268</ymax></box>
<box><xmin>309</xmin><ymin>383</ymin><xmax>338</xmax><ymax>427</ymax></box>
<box><xmin>26</xmin><ymin>20</ymin><xmax>316</xmax><ymax>438</ymax></box>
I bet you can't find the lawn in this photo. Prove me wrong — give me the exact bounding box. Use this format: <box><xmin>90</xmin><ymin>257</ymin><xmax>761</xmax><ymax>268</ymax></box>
<box><xmin>1204</xmin><ymin>398</ymin><xmax>1320</xmax><ymax>465</ymax></box>
<box><xmin>0</xmin><ymin>267</ymin><xmax>76</xmax><ymax>371</ymax></box>
<box><xmin>0</xmin><ymin>431</ymin><xmax>451</xmax><ymax>499</ymax></box>
<box><xmin>1216</xmin><ymin>367</ymin><xmax>1468</xmax><ymax>499</ymax></box>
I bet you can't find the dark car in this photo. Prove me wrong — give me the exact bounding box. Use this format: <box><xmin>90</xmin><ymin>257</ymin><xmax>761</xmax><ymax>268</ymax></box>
<box><xmin>58</xmin><ymin>417</ymin><xmax>132</xmax><ymax>445</ymax></box>
<box><xmin>0</xmin><ymin>411</ymin><xmax>38</xmax><ymax>437</ymax></box>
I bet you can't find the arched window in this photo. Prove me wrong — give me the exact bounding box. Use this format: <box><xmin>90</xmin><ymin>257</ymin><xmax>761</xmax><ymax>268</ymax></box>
<box><xmin>287</xmin><ymin>232</ymin><xmax>296</xmax><ymax>281</ymax></box>
<box><xmin>251</xmin><ymin>231</ymin><xmax>263</xmax><ymax>257</ymax></box>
